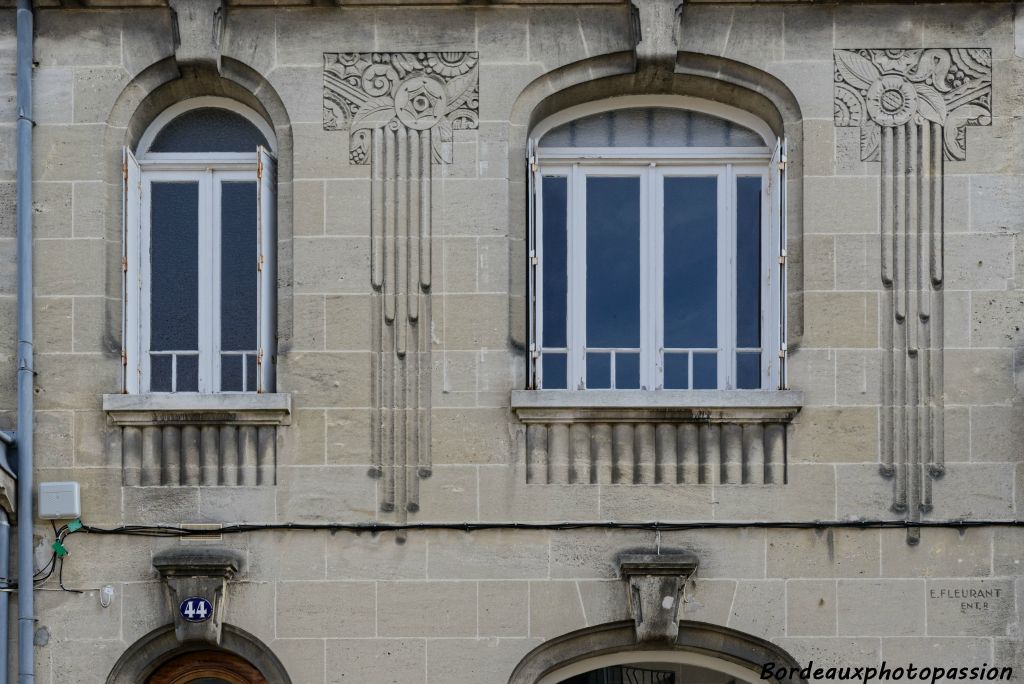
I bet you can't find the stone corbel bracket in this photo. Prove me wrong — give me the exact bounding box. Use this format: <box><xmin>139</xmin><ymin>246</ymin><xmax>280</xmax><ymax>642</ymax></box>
<box><xmin>833</xmin><ymin>48</ymin><xmax>991</xmax><ymax>544</ymax></box>
<box><xmin>154</xmin><ymin>548</ymin><xmax>244</xmax><ymax>645</ymax></box>
<box><xmin>168</xmin><ymin>0</ymin><xmax>226</xmax><ymax>73</ymax></box>
<box><xmin>619</xmin><ymin>552</ymin><xmax>699</xmax><ymax>644</ymax></box>
<box><xmin>631</xmin><ymin>0</ymin><xmax>685</xmax><ymax>78</ymax></box>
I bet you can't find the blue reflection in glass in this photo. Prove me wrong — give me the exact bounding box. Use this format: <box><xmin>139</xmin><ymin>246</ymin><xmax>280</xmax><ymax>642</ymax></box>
<box><xmin>542</xmin><ymin>353</ymin><xmax>567</xmax><ymax>389</ymax></box>
<box><xmin>693</xmin><ymin>353</ymin><xmax>717</xmax><ymax>389</ymax></box>
<box><xmin>221</xmin><ymin>182</ymin><xmax>258</xmax><ymax>352</ymax></box>
<box><xmin>150</xmin><ymin>355</ymin><xmax>172</xmax><ymax>392</ymax></box>
<box><xmin>221</xmin><ymin>354</ymin><xmax>242</xmax><ymax>392</ymax></box>
<box><xmin>737</xmin><ymin>352</ymin><xmax>761</xmax><ymax>389</ymax></box>
<box><xmin>542</xmin><ymin>177</ymin><xmax>568</xmax><ymax>348</ymax></box>
<box><xmin>177</xmin><ymin>355</ymin><xmax>199</xmax><ymax>392</ymax></box>
<box><xmin>246</xmin><ymin>353</ymin><xmax>257</xmax><ymax>392</ymax></box>
<box><xmin>664</xmin><ymin>353</ymin><xmax>689</xmax><ymax>389</ymax></box>
<box><xmin>664</xmin><ymin>177</ymin><xmax>717</xmax><ymax>348</ymax></box>
<box><xmin>586</xmin><ymin>177</ymin><xmax>640</xmax><ymax>348</ymax></box>
<box><xmin>150</xmin><ymin>108</ymin><xmax>269</xmax><ymax>153</ymax></box>
<box><xmin>616</xmin><ymin>353</ymin><xmax>640</xmax><ymax>389</ymax></box>
<box><xmin>737</xmin><ymin>176</ymin><xmax>762</xmax><ymax>348</ymax></box>
<box><xmin>151</xmin><ymin>182</ymin><xmax>199</xmax><ymax>352</ymax></box>
<box><xmin>586</xmin><ymin>353</ymin><xmax>611</xmax><ymax>389</ymax></box>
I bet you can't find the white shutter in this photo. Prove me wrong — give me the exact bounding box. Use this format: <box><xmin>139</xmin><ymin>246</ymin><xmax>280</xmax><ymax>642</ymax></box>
<box><xmin>256</xmin><ymin>146</ymin><xmax>277</xmax><ymax>393</ymax></box>
<box><xmin>122</xmin><ymin>147</ymin><xmax>142</xmax><ymax>394</ymax></box>
<box><xmin>769</xmin><ymin>137</ymin><xmax>788</xmax><ymax>390</ymax></box>
<box><xmin>527</xmin><ymin>138</ymin><xmax>539</xmax><ymax>389</ymax></box>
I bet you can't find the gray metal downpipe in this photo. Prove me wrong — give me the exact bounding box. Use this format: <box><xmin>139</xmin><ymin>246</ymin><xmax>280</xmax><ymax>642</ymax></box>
<box><xmin>15</xmin><ymin>0</ymin><xmax>34</xmax><ymax>679</ymax></box>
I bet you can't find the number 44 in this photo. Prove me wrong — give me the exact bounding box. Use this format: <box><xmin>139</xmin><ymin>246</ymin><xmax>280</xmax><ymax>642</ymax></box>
<box><xmin>184</xmin><ymin>600</ymin><xmax>209</xmax><ymax>620</ymax></box>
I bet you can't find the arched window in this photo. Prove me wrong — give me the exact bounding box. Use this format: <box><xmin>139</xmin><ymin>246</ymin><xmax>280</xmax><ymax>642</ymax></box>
<box><xmin>528</xmin><ymin>96</ymin><xmax>786</xmax><ymax>392</ymax></box>
<box><xmin>124</xmin><ymin>97</ymin><xmax>277</xmax><ymax>394</ymax></box>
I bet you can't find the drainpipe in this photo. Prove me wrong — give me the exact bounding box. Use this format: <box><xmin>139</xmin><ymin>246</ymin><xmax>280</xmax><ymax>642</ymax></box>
<box><xmin>15</xmin><ymin>0</ymin><xmax>34</xmax><ymax>680</ymax></box>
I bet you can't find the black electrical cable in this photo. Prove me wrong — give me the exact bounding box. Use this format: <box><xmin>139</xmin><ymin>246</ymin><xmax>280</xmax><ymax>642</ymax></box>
<box><xmin>76</xmin><ymin>518</ymin><xmax>1023</xmax><ymax>539</ymax></box>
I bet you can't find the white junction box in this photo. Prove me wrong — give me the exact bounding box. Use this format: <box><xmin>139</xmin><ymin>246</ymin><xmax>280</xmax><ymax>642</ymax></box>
<box><xmin>38</xmin><ymin>481</ymin><xmax>81</xmax><ymax>520</ymax></box>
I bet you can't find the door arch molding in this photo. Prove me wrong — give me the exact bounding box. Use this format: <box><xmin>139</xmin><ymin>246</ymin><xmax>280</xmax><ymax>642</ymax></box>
<box><xmin>106</xmin><ymin>623</ymin><xmax>291</xmax><ymax>684</ymax></box>
<box><xmin>508</xmin><ymin>620</ymin><xmax>806</xmax><ymax>684</ymax></box>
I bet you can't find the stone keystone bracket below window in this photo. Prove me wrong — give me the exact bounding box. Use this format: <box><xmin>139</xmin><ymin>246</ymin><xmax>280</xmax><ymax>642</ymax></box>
<box><xmin>619</xmin><ymin>552</ymin><xmax>699</xmax><ymax>644</ymax></box>
<box><xmin>154</xmin><ymin>547</ymin><xmax>244</xmax><ymax>645</ymax></box>
<box><xmin>833</xmin><ymin>48</ymin><xmax>991</xmax><ymax>544</ymax></box>
<box><xmin>323</xmin><ymin>52</ymin><xmax>479</xmax><ymax>521</ymax></box>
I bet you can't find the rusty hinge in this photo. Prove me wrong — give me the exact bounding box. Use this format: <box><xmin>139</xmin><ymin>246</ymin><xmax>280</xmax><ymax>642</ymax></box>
<box><xmin>257</xmin><ymin>254</ymin><xmax>264</xmax><ymax>272</ymax></box>
<box><xmin>122</xmin><ymin>158</ymin><xmax>128</xmax><ymax>181</ymax></box>
<box><xmin>257</xmin><ymin>348</ymin><xmax>264</xmax><ymax>365</ymax></box>
<box><xmin>257</xmin><ymin>155</ymin><xmax>264</xmax><ymax>180</ymax></box>
<box><xmin>121</xmin><ymin>256</ymin><xmax>128</xmax><ymax>272</ymax></box>
<box><xmin>120</xmin><ymin>349</ymin><xmax>127</xmax><ymax>367</ymax></box>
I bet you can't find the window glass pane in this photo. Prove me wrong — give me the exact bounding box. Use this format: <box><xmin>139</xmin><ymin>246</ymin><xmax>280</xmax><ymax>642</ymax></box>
<box><xmin>586</xmin><ymin>176</ymin><xmax>640</xmax><ymax>348</ymax></box>
<box><xmin>693</xmin><ymin>353</ymin><xmax>717</xmax><ymax>390</ymax></box>
<box><xmin>177</xmin><ymin>355</ymin><xmax>199</xmax><ymax>392</ymax></box>
<box><xmin>539</xmin><ymin>108</ymin><xmax>763</xmax><ymax>148</ymax></box>
<box><xmin>221</xmin><ymin>182</ymin><xmax>258</xmax><ymax>352</ymax></box>
<box><xmin>150</xmin><ymin>182</ymin><xmax>199</xmax><ymax>353</ymax></box>
<box><xmin>664</xmin><ymin>353</ymin><xmax>689</xmax><ymax>389</ymax></box>
<box><xmin>664</xmin><ymin>176</ymin><xmax>717</xmax><ymax>348</ymax></box>
<box><xmin>542</xmin><ymin>353</ymin><xmax>567</xmax><ymax>390</ymax></box>
<box><xmin>246</xmin><ymin>353</ymin><xmax>257</xmax><ymax>392</ymax></box>
<box><xmin>150</xmin><ymin>108</ymin><xmax>269</xmax><ymax>153</ymax></box>
<box><xmin>737</xmin><ymin>352</ymin><xmax>761</xmax><ymax>390</ymax></box>
<box><xmin>542</xmin><ymin>176</ymin><xmax>568</xmax><ymax>348</ymax></box>
<box><xmin>615</xmin><ymin>352</ymin><xmax>640</xmax><ymax>389</ymax></box>
<box><xmin>150</xmin><ymin>355</ymin><xmax>172</xmax><ymax>392</ymax></box>
<box><xmin>221</xmin><ymin>354</ymin><xmax>243</xmax><ymax>392</ymax></box>
<box><xmin>586</xmin><ymin>353</ymin><xmax>611</xmax><ymax>389</ymax></box>
<box><xmin>736</xmin><ymin>176</ymin><xmax>762</xmax><ymax>349</ymax></box>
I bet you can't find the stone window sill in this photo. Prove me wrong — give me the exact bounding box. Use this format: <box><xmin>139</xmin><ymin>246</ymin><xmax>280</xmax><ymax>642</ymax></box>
<box><xmin>102</xmin><ymin>393</ymin><xmax>292</xmax><ymax>427</ymax></box>
<box><xmin>510</xmin><ymin>389</ymin><xmax>803</xmax><ymax>423</ymax></box>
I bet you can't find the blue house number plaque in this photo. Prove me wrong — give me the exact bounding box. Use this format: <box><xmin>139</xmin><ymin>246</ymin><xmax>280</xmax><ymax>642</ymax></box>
<box><xmin>179</xmin><ymin>597</ymin><xmax>213</xmax><ymax>623</ymax></box>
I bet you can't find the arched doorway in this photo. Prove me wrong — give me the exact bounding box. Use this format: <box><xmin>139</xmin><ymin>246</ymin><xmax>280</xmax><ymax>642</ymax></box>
<box><xmin>107</xmin><ymin>624</ymin><xmax>291</xmax><ymax>684</ymax></box>
<box><xmin>146</xmin><ymin>649</ymin><xmax>267</xmax><ymax>684</ymax></box>
<box><xmin>509</xmin><ymin>621</ymin><xmax>805</xmax><ymax>684</ymax></box>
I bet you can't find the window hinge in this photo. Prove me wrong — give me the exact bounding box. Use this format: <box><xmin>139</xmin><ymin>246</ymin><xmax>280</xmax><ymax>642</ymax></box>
<box><xmin>257</xmin><ymin>348</ymin><xmax>264</xmax><ymax>365</ymax></box>
<box><xmin>529</xmin><ymin>155</ymin><xmax>538</xmax><ymax>173</ymax></box>
<box><xmin>778</xmin><ymin>155</ymin><xmax>787</xmax><ymax>171</ymax></box>
<box><xmin>121</xmin><ymin>256</ymin><xmax>128</xmax><ymax>272</ymax></box>
<box><xmin>529</xmin><ymin>249</ymin><xmax>538</xmax><ymax>266</ymax></box>
<box><xmin>257</xmin><ymin>156</ymin><xmax>264</xmax><ymax>180</ymax></box>
<box><xmin>122</xmin><ymin>159</ymin><xmax>128</xmax><ymax>181</ymax></box>
<box><xmin>778</xmin><ymin>343</ymin><xmax>788</xmax><ymax>359</ymax></box>
<box><xmin>120</xmin><ymin>349</ymin><xmax>127</xmax><ymax>367</ymax></box>
<box><xmin>778</xmin><ymin>249</ymin><xmax>787</xmax><ymax>265</ymax></box>
<box><xmin>257</xmin><ymin>254</ymin><xmax>264</xmax><ymax>272</ymax></box>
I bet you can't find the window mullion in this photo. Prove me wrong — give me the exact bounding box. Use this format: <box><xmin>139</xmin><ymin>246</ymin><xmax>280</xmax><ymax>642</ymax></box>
<box><xmin>645</xmin><ymin>164</ymin><xmax>662</xmax><ymax>391</ymax></box>
<box><xmin>718</xmin><ymin>165</ymin><xmax>735</xmax><ymax>390</ymax></box>
<box><xmin>198</xmin><ymin>172</ymin><xmax>217</xmax><ymax>392</ymax></box>
<box><xmin>139</xmin><ymin>176</ymin><xmax>152</xmax><ymax>393</ymax></box>
<box><xmin>569</xmin><ymin>164</ymin><xmax>586</xmax><ymax>390</ymax></box>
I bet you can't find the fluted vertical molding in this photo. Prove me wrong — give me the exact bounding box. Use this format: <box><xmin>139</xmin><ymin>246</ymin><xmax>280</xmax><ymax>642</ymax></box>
<box><xmin>834</xmin><ymin>48</ymin><xmax>990</xmax><ymax>543</ymax></box>
<box><xmin>123</xmin><ymin>427</ymin><xmax>143</xmax><ymax>486</ymax></box>
<box><xmin>655</xmin><ymin>424</ymin><xmax>676</xmax><ymax>483</ymax></box>
<box><xmin>324</xmin><ymin>52</ymin><xmax>478</xmax><ymax>519</ymax></box>
<box><xmin>526</xmin><ymin>424</ymin><xmax>548</xmax><ymax>484</ymax></box>
<box><xmin>677</xmin><ymin>424</ymin><xmax>698</xmax><ymax>484</ymax></box>
<box><xmin>635</xmin><ymin>424</ymin><xmax>656</xmax><ymax>484</ymax></box>
<box><xmin>200</xmin><ymin>426</ymin><xmax>219</xmax><ymax>485</ymax></box>
<box><xmin>257</xmin><ymin>426</ymin><xmax>275</xmax><ymax>486</ymax></box>
<box><xmin>721</xmin><ymin>424</ymin><xmax>742</xmax><ymax>484</ymax></box>
<box><xmin>219</xmin><ymin>426</ymin><xmax>238</xmax><ymax>486</ymax></box>
<box><xmin>764</xmin><ymin>424</ymin><xmax>785</xmax><ymax>485</ymax></box>
<box><xmin>612</xmin><ymin>424</ymin><xmax>634</xmax><ymax>483</ymax></box>
<box><xmin>592</xmin><ymin>424</ymin><xmax>613</xmax><ymax>484</ymax></box>
<box><xmin>548</xmin><ymin>424</ymin><xmax>570</xmax><ymax>484</ymax></box>
<box><xmin>743</xmin><ymin>424</ymin><xmax>765</xmax><ymax>484</ymax></box>
<box><xmin>239</xmin><ymin>426</ymin><xmax>258</xmax><ymax>486</ymax></box>
<box><xmin>181</xmin><ymin>426</ymin><xmax>201</xmax><ymax>486</ymax></box>
<box><xmin>141</xmin><ymin>426</ymin><xmax>161</xmax><ymax>486</ymax></box>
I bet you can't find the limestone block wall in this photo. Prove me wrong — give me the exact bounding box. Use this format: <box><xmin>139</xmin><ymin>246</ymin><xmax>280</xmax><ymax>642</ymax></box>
<box><xmin>0</xmin><ymin>1</ymin><xmax>1020</xmax><ymax>683</ymax></box>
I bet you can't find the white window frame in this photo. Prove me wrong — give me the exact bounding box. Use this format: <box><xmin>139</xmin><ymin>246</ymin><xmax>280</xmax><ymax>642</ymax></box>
<box><xmin>528</xmin><ymin>98</ymin><xmax>786</xmax><ymax>392</ymax></box>
<box><xmin>123</xmin><ymin>97</ymin><xmax>277</xmax><ymax>395</ymax></box>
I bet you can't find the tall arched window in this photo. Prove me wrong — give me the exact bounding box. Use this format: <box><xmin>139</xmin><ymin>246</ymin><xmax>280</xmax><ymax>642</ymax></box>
<box><xmin>528</xmin><ymin>96</ymin><xmax>786</xmax><ymax>392</ymax></box>
<box><xmin>124</xmin><ymin>97</ymin><xmax>277</xmax><ymax>394</ymax></box>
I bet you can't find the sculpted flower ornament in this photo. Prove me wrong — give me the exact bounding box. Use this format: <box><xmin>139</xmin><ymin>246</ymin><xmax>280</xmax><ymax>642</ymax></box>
<box><xmin>833</xmin><ymin>48</ymin><xmax>991</xmax><ymax>161</ymax></box>
<box><xmin>323</xmin><ymin>51</ymin><xmax>480</xmax><ymax>165</ymax></box>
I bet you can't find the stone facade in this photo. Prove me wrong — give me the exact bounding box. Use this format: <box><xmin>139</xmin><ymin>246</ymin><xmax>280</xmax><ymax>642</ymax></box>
<box><xmin>0</xmin><ymin>1</ymin><xmax>1020</xmax><ymax>682</ymax></box>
